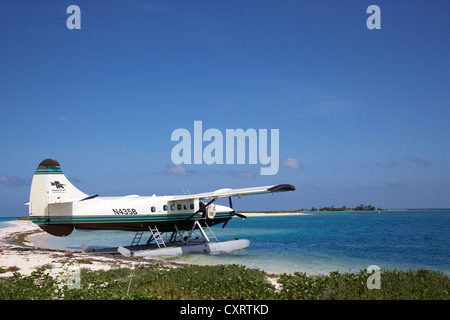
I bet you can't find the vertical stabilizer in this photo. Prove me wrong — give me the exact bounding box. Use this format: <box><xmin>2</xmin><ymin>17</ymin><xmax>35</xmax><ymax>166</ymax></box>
<box><xmin>29</xmin><ymin>159</ymin><xmax>87</xmax><ymax>217</ymax></box>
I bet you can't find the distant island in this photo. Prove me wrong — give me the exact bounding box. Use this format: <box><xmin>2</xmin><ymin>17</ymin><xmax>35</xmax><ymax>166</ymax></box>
<box><xmin>307</xmin><ymin>204</ymin><xmax>382</xmax><ymax>212</ymax></box>
<box><xmin>241</xmin><ymin>204</ymin><xmax>383</xmax><ymax>213</ymax></box>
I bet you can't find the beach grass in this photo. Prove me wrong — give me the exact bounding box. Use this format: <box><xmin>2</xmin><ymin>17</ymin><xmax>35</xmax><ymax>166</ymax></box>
<box><xmin>278</xmin><ymin>268</ymin><xmax>449</xmax><ymax>300</ymax></box>
<box><xmin>0</xmin><ymin>264</ymin><xmax>448</xmax><ymax>300</ymax></box>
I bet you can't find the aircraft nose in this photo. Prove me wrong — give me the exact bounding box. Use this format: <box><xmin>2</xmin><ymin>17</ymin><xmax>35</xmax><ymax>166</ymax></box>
<box><xmin>215</xmin><ymin>204</ymin><xmax>233</xmax><ymax>213</ymax></box>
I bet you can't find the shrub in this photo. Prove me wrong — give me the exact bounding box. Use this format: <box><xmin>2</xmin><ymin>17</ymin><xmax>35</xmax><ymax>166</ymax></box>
<box><xmin>0</xmin><ymin>264</ymin><xmax>448</xmax><ymax>300</ymax></box>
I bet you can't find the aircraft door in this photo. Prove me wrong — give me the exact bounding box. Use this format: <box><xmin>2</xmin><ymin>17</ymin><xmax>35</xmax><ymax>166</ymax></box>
<box><xmin>207</xmin><ymin>202</ymin><xmax>216</xmax><ymax>219</ymax></box>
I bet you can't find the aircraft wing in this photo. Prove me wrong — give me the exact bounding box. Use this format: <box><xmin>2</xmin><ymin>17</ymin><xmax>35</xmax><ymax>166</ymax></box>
<box><xmin>168</xmin><ymin>184</ymin><xmax>295</xmax><ymax>201</ymax></box>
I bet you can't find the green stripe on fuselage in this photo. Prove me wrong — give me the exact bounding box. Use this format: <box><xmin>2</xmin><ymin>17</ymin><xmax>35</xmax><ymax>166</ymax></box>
<box><xmin>35</xmin><ymin>166</ymin><xmax>63</xmax><ymax>174</ymax></box>
<box><xmin>30</xmin><ymin>212</ymin><xmax>232</xmax><ymax>225</ymax></box>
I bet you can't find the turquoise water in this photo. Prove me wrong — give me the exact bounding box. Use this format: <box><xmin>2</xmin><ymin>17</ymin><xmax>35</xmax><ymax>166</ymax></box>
<box><xmin>28</xmin><ymin>210</ymin><xmax>450</xmax><ymax>275</ymax></box>
<box><xmin>0</xmin><ymin>217</ymin><xmax>18</xmax><ymax>227</ymax></box>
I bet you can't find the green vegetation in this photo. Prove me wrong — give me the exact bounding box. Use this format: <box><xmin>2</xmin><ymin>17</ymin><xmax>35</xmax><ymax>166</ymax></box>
<box><xmin>0</xmin><ymin>264</ymin><xmax>448</xmax><ymax>300</ymax></box>
<box><xmin>279</xmin><ymin>269</ymin><xmax>449</xmax><ymax>300</ymax></box>
<box><xmin>241</xmin><ymin>204</ymin><xmax>383</xmax><ymax>213</ymax></box>
<box><xmin>307</xmin><ymin>204</ymin><xmax>382</xmax><ymax>211</ymax></box>
<box><xmin>240</xmin><ymin>210</ymin><xmax>300</xmax><ymax>213</ymax></box>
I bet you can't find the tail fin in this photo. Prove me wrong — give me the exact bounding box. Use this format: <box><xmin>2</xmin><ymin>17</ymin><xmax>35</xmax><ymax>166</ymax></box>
<box><xmin>29</xmin><ymin>159</ymin><xmax>87</xmax><ymax>218</ymax></box>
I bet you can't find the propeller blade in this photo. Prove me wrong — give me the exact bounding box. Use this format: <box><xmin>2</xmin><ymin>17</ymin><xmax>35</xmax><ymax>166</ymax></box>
<box><xmin>227</xmin><ymin>196</ymin><xmax>246</xmax><ymax>219</ymax></box>
<box><xmin>233</xmin><ymin>212</ymin><xmax>247</xmax><ymax>220</ymax></box>
<box><xmin>222</xmin><ymin>219</ymin><xmax>230</xmax><ymax>228</ymax></box>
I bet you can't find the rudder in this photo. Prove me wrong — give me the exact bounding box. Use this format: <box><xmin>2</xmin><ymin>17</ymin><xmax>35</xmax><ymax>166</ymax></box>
<box><xmin>28</xmin><ymin>158</ymin><xmax>87</xmax><ymax>236</ymax></box>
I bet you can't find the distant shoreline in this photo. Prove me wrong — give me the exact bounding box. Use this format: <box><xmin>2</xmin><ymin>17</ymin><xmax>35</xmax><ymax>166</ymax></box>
<box><xmin>241</xmin><ymin>208</ymin><xmax>450</xmax><ymax>213</ymax></box>
<box><xmin>2</xmin><ymin>207</ymin><xmax>450</xmax><ymax>221</ymax></box>
<box><xmin>242</xmin><ymin>212</ymin><xmax>306</xmax><ymax>217</ymax></box>
<box><xmin>0</xmin><ymin>220</ymin><xmax>189</xmax><ymax>278</ymax></box>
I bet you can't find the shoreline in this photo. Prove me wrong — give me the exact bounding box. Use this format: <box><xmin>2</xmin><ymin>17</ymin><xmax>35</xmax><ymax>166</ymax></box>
<box><xmin>240</xmin><ymin>212</ymin><xmax>306</xmax><ymax>216</ymax></box>
<box><xmin>0</xmin><ymin>220</ymin><xmax>190</xmax><ymax>279</ymax></box>
<box><xmin>0</xmin><ymin>220</ymin><xmax>283</xmax><ymax>291</ymax></box>
<box><xmin>1</xmin><ymin>214</ymin><xmax>306</xmax><ymax>273</ymax></box>
<box><xmin>2</xmin><ymin>220</ymin><xmax>449</xmax><ymax>300</ymax></box>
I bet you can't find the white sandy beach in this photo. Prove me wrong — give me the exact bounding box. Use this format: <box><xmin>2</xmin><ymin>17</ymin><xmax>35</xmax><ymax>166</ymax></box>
<box><xmin>1</xmin><ymin>213</ymin><xmax>306</xmax><ymax>279</ymax></box>
<box><xmin>242</xmin><ymin>212</ymin><xmax>306</xmax><ymax>217</ymax></box>
<box><xmin>0</xmin><ymin>220</ymin><xmax>176</xmax><ymax>279</ymax></box>
<box><xmin>0</xmin><ymin>219</ymin><xmax>283</xmax><ymax>290</ymax></box>
<box><xmin>0</xmin><ymin>215</ymin><xmax>304</xmax><ymax>279</ymax></box>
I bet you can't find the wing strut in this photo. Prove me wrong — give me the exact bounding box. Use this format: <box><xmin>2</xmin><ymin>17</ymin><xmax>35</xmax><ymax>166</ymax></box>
<box><xmin>185</xmin><ymin>197</ymin><xmax>217</xmax><ymax>221</ymax></box>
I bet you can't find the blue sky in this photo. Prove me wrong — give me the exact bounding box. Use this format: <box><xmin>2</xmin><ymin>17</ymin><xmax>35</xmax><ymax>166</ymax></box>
<box><xmin>1</xmin><ymin>0</ymin><xmax>450</xmax><ymax>217</ymax></box>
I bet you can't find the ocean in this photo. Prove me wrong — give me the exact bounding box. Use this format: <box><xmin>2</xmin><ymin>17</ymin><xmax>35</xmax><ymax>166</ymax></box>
<box><xmin>0</xmin><ymin>217</ymin><xmax>18</xmax><ymax>226</ymax></box>
<box><xmin>16</xmin><ymin>210</ymin><xmax>450</xmax><ymax>275</ymax></box>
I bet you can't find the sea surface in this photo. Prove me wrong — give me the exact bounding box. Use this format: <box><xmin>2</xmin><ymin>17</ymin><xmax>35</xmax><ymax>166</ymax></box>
<box><xmin>11</xmin><ymin>210</ymin><xmax>450</xmax><ymax>275</ymax></box>
<box><xmin>0</xmin><ymin>217</ymin><xmax>18</xmax><ymax>227</ymax></box>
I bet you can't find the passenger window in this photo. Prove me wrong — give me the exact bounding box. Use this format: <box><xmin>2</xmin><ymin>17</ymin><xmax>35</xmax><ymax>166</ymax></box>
<box><xmin>190</xmin><ymin>203</ymin><xmax>194</xmax><ymax>210</ymax></box>
<box><xmin>163</xmin><ymin>205</ymin><xmax>168</xmax><ymax>211</ymax></box>
<box><xmin>177</xmin><ymin>204</ymin><xmax>182</xmax><ymax>210</ymax></box>
<box><xmin>171</xmin><ymin>204</ymin><xmax>175</xmax><ymax>211</ymax></box>
<box><xmin>151</xmin><ymin>206</ymin><xmax>156</xmax><ymax>212</ymax></box>
<box><xmin>183</xmin><ymin>204</ymin><xmax>188</xmax><ymax>210</ymax></box>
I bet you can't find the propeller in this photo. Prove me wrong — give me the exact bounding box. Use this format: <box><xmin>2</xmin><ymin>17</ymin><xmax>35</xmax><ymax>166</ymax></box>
<box><xmin>223</xmin><ymin>196</ymin><xmax>247</xmax><ymax>228</ymax></box>
<box><xmin>229</xmin><ymin>196</ymin><xmax>247</xmax><ymax>219</ymax></box>
<box><xmin>232</xmin><ymin>212</ymin><xmax>248</xmax><ymax>219</ymax></box>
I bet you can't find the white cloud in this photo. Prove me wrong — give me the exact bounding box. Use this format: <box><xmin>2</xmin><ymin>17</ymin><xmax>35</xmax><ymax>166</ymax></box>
<box><xmin>305</xmin><ymin>96</ymin><xmax>363</xmax><ymax>116</ymax></box>
<box><xmin>228</xmin><ymin>170</ymin><xmax>256</xmax><ymax>179</ymax></box>
<box><xmin>376</xmin><ymin>155</ymin><xmax>431</xmax><ymax>169</ymax></box>
<box><xmin>386</xmin><ymin>182</ymin><xmax>408</xmax><ymax>189</ymax></box>
<box><xmin>280</xmin><ymin>157</ymin><xmax>303</xmax><ymax>170</ymax></box>
<box><xmin>164</xmin><ymin>164</ymin><xmax>196</xmax><ymax>176</ymax></box>
<box><xmin>405</xmin><ymin>155</ymin><xmax>431</xmax><ymax>169</ymax></box>
<box><xmin>0</xmin><ymin>175</ymin><xmax>28</xmax><ymax>187</ymax></box>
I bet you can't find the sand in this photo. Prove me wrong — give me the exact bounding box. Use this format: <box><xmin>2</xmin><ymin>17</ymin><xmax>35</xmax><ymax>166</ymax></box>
<box><xmin>0</xmin><ymin>220</ymin><xmax>186</xmax><ymax>280</ymax></box>
<box><xmin>242</xmin><ymin>212</ymin><xmax>307</xmax><ymax>217</ymax></box>
<box><xmin>0</xmin><ymin>215</ymin><xmax>303</xmax><ymax>283</ymax></box>
<box><xmin>0</xmin><ymin>219</ymin><xmax>286</xmax><ymax>293</ymax></box>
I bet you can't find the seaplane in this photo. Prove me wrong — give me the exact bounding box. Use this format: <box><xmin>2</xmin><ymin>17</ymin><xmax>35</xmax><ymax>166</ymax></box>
<box><xmin>26</xmin><ymin>159</ymin><xmax>295</xmax><ymax>257</ymax></box>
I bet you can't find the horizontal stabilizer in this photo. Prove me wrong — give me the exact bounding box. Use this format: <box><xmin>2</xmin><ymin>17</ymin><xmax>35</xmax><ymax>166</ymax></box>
<box><xmin>48</xmin><ymin>194</ymin><xmax>99</xmax><ymax>204</ymax></box>
<box><xmin>80</xmin><ymin>194</ymin><xmax>99</xmax><ymax>201</ymax></box>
